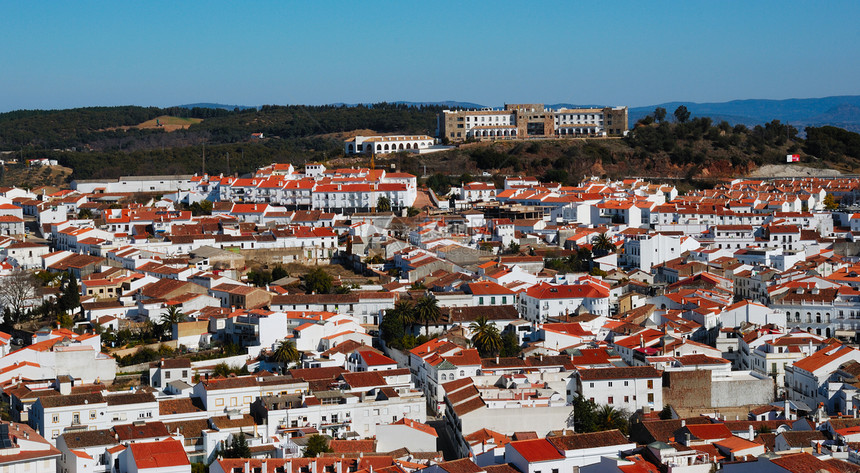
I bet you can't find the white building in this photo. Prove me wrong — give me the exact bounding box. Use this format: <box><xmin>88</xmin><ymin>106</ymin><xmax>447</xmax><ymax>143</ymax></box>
<box><xmin>345</xmin><ymin>135</ymin><xmax>437</xmax><ymax>155</ymax></box>
<box><xmin>376</xmin><ymin>417</ymin><xmax>438</xmax><ymax>452</ymax></box>
<box><xmin>784</xmin><ymin>343</ymin><xmax>860</xmax><ymax>411</ymax></box>
<box><xmin>622</xmin><ymin>233</ymin><xmax>700</xmax><ymax>272</ymax></box>
<box><xmin>0</xmin><ymin>421</ymin><xmax>61</xmax><ymax>473</ymax></box>
<box><xmin>519</xmin><ymin>281</ymin><xmax>610</xmax><ymax>323</ymax></box>
<box><xmin>571</xmin><ymin>366</ymin><xmax>663</xmax><ymax>412</ymax></box>
<box><xmin>71</xmin><ymin>175</ymin><xmax>196</xmax><ymax>194</ymax></box>
<box><xmin>503</xmin><ymin>430</ymin><xmax>636</xmax><ymax>473</ymax></box>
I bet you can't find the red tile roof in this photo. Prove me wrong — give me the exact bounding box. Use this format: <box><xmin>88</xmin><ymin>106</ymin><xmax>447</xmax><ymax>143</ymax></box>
<box><xmin>508</xmin><ymin>438</ymin><xmax>564</xmax><ymax>462</ymax></box>
<box><xmin>128</xmin><ymin>438</ymin><xmax>189</xmax><ymax>469</ymax></box>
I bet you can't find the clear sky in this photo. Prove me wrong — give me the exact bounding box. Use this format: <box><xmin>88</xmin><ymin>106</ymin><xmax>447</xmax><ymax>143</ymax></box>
<box><xmin>1</xmin><ymin>1</ymin><xmax>858</xmax><ymax>112</ymax></box>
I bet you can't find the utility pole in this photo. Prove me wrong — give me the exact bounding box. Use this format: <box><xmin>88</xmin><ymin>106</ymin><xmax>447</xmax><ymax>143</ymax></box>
<box><xmin>226</xmin><ymin>152</ymin><xmax>230</xmax><ymax>177</ymax></box>
<box><xmin>202</xmin><ymin>141</ymin><xmax>206</xmax><ymax>175</ymax></box>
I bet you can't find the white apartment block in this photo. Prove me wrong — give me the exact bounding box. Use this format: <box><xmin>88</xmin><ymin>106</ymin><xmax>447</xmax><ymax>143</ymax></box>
<box><xmin>571</xmin><ymin>366</ymin><xmax>663</xmax><ymax>412</ymax></box>
<box><xmin>344</xmin><ymin>135</ymin><xmax>437</xmax><ymax>155</ymax></box>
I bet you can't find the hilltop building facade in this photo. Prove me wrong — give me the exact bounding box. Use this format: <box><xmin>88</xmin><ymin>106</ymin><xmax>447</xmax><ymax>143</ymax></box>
<box><xmin>438</xmin><ymin>103</ymin><xmax>628</xmax><ymax>142</ymax></box>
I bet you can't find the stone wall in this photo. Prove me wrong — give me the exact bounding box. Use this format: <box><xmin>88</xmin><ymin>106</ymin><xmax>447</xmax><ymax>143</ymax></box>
<box><xmin>663</xmin><ymin>370</ymin><xmax>774</xmax><ymax>410</ymax></box>
<box><xmin>663</xmin><ymin>370</ymin><xmax>713</xmax><ymax>409</ymax></box>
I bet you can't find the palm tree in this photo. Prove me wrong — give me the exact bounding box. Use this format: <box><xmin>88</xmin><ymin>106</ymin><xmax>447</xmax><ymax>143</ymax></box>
<box><xmin>376</xmin><ymin>196</ymin><xmax>392</xmax><ymax>212</ymax></box>
<box><xmin>591</xmin><ymin>233</ymin><xmax>615</xmax><ymax>257</ymax></box>
<box><xmin>414</xmin><ymin>296</ymin><xmax>440</xmax><ymax>336</ymax></box>
<box><xmin>159</xmin><ymin>306</ymin><xmax>186</xmax><ymax>341</ymax></box>
<box><xmin>272</xmin><ymin>339</ymin><xmax>301</xmax><ymax>368</ymax></box>
<box><xmin>469</xmin><ymin>315</ymin><xmax>502</xmax><ymax>357</ymax></box>
<box><xmin>595</xmin><ymin>404</ymin><xmax>629</xmax><ymax>434</ymax></box>
<box><xmin>388</xmin><ymin>300</ymin><xmax>414</xmax><ymax>325</ymax></box>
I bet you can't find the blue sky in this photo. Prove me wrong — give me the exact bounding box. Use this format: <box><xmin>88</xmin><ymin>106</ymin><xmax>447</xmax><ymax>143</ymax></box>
<box><xmin>1</xmin><ymin>1</ymin><xmax>858</xmax><ymax>111</ymax></box>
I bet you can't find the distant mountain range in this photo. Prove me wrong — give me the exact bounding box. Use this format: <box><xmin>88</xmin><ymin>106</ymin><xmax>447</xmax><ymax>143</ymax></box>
<box><xmin>628</xmin><ymin>95</ymin><xmax>860</xmax><ymax>133</ymax></box>
<box><xmin>174</xmin><ymin>96</ymin><xmax>860</xmax><ymax>133</ymax></box>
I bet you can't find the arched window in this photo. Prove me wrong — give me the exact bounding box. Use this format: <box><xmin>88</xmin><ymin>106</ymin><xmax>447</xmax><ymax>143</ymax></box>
<box><xmin>459</xmin><ymin>370</ymin><xmax>465</xmax><ymax>376</ymax></box>
<box><xmin>440</xmin><ymin>373</ymin><xmax>446</xmax><ymax>381</ymax></box>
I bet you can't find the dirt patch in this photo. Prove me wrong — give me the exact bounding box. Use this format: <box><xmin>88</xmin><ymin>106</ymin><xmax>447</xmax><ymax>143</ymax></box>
<box><xmin>102</xmin><ymin>115</ymin><xmax>203</xmax><ymax>133</ymax></box>
<box><xmin>279</xmin><ymin>263</ymin><xmax>364</xmax><ymax>279</ymax></box>
<box><xmin>749</xmin><ymin>164</ymin><xmax>843</xmax><ymax>178</ymax></box>
<box><xmin>0</xmin><ymin>164</ymin><xmax>72</xmax><ymax>189</ymax></box>
<box><xmin>413</xmin><ymin>189</ymin><xmax>437</xmax><ymax>209</ymax></box>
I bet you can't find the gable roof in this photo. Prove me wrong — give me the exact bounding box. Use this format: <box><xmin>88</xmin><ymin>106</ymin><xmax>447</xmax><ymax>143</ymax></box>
<box><xmin>507</xmin><ymin>438</ymin><xmax>564</xmax><ymax>462</ymax></box>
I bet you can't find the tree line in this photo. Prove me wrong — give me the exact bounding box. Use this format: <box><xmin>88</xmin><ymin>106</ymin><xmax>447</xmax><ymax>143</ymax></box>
<box><xmin>0</xmin><ymin>103</ymin><xmax>442</xmax><ymax>151</ymax></box>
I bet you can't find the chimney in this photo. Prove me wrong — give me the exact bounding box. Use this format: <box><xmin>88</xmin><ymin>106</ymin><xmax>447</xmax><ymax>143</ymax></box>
<box><xmin>685</xmin><ymin>433</ymin><xmax>691</xmax><ymax>446</ymax></box>
<box><xmin>496</xmin><ymin>356</ymin><xmax>499</xmax><ymax>363</ymax></box>
<box><xmin>681</xmin><ymin>419</ymin><xmax>686</xmax><ymax>427</ymax></box>
<box><xmin>748</xmin><ymin>425</ymin><xmax>754</xmax><ymax>439</ymax></box>
<box><xmin>785</xmin><ymin>399</ymin><xmax>791</xmax><ymax>419</ymax></box>
<box><xmin>245</xmin><ymin>461</ymin><xmax>250</xmax><ymax>473</ymax></box>
<box><xmin>262</xmin><ymin>461</ymin><xmax>268</xmax><ymax>473</ymax></box>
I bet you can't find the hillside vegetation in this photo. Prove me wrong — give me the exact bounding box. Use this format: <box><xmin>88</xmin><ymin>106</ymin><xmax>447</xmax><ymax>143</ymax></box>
<box><xmin>2</xmin><ymin>104</ymin><xmax>860</xmax><ymax>182</ymax></box>
<box><xmin>387</xmin><ymin>117</ymin><xmax>860</xmax><ymax>193</ymax></box>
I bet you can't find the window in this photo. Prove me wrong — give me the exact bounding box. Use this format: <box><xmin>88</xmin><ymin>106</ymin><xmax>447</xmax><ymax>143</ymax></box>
<box><xmin>216</xmin><ymin>398</ymin><xmax>224</xmax><ymax>406</ymax></box>
<box><xmin>647</xmin><ymin>380</ymin><xmax>654</xmax><ymax>389</ymax></box>
<box><xmin>52</xmin><ymin>414</ymin><xmax>59</xmax><ymax>424</ymax></box>
<box><xmin>624</xmin><ymin>396</ymin><xmax>629</xmax><ymax>403</ymax></box>
<box><xmin>608</xmin><ymin>397</ymin><xmax>614</xmax><ymax>404</ymax></box>
<box><xmin>608</xmin><ymin>381</ymin><xmax>613</xmax><ymax>387</ymax></box>
<box><xmin>648</xmin><ymin>393</ymin><xmax>655</xmax><ymax>403</ymax></box>
<box><xmin>624</xmin><ymin>381</ymin><xmax>629</xmax><ymax>386</ymax></box>
<box><xmin>90</xmin><ymin>410</ymin><xmax>96</xmax><ymax>420</ymax></box>
<box><xmin>589</xmin><ymin>382</ymin><xmax>594</xmax><ymax>388</ymax></box>
<box><xmin>165</xmin><ymin>371</ymin><xmax>171</xmax><ymax>379</ymax></box>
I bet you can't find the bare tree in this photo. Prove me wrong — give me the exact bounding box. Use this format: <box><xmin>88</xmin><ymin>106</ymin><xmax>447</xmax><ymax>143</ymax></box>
<box><xmin>0</xmin><ymin>269</ymin><xmax>38</xmax><ymax>323</ymax></box>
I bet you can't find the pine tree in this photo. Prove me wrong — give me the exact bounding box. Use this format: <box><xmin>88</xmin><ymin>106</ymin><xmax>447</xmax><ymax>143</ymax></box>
<box><xmin>222</xmin><ymin>432</ymin><xmax>251</xmax><ymax>458</ymax></box>
<box><xmin>61</xmin><ymin>272</ymin><xmax>80</xmax><ymax>313</ymax></box>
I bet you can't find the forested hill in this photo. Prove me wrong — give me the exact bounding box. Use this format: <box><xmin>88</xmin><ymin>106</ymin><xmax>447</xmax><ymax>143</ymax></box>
<box><xmin>1</xmin><ymin>103</ymin><xmax>860</xmax><ymax>183</ymax></box>
<box><xmin>409</xmin><ymin>118</ymin><xmax>860</xmax><ymax>193</ymax></box>
<box><xmin>0</xmin><ymin>103</ymin><xmax>441</xmax><ymax>151</ymax></box>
